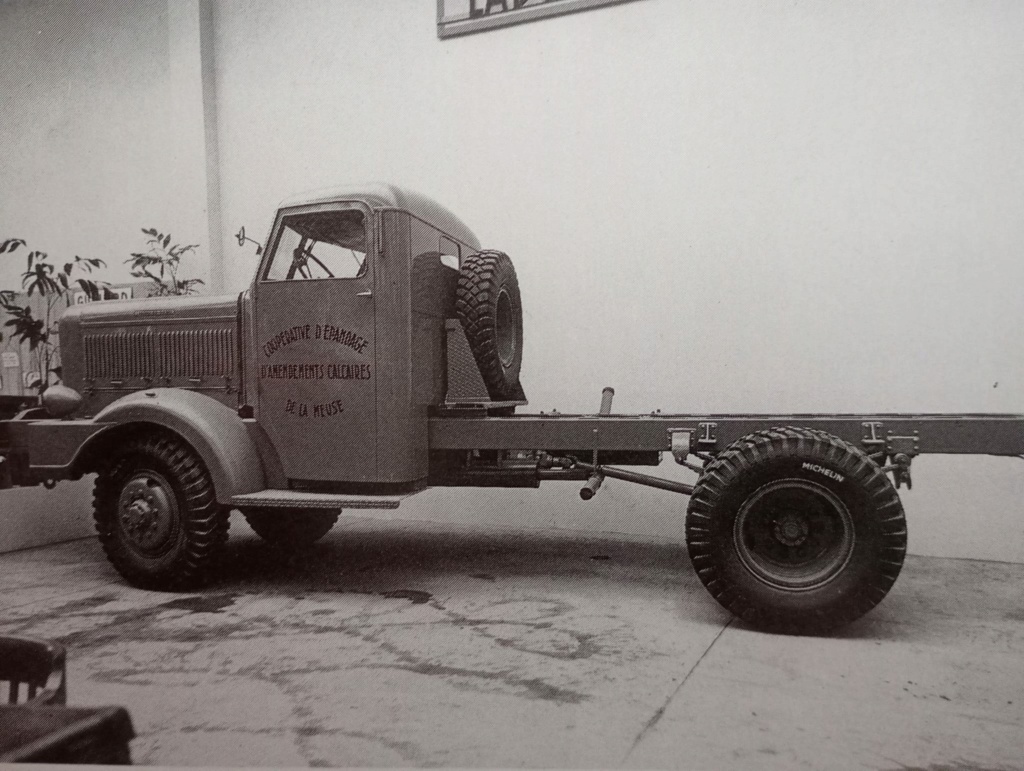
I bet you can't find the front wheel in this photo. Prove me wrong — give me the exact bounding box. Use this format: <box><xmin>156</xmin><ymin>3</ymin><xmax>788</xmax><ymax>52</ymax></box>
<box><xmin>93</xmin><ymin>433</ymin><xmax>229</xmax><ymax>590</ymax></box>
<box><xmin>686</xmin><ymin>427</ymin><xmax>907</xmax><ymax>634</ymax></box>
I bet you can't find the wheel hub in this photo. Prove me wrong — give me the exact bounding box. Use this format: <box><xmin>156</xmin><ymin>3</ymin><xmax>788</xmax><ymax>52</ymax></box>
<box><xmin>774</xmin><ymin>513</ymin><xmax>810</xmax><ymax>546</ymax></box>
<box><xmin>118</xmin><ymin>473</ymin><xmax>177</xmax><ymax>553</ymax></box>
<box><xmin>734</xmin><ymin>478</ymin><xmax>855</xmax><ymax>592</ymax></box>
<box><xmin>495</xmin><ymin>288</ymin><xmax>516</xmax><ymax>368</ymax></box>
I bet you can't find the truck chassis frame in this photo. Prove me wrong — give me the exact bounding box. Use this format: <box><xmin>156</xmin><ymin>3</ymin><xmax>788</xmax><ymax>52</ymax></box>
<box><xmin>6</xmin><ymin>394</ymin><xmax>1020</xmax><ymax>636</ymax></box>
<box><xmin>427</xmin><ymin>407</ymin><xmax>1024</xmax><ymax>491</ymax></box>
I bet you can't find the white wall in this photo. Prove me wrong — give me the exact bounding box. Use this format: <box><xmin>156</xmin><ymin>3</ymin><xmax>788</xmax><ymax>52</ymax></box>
<box><xmin>210</xmin><ymin>0</ymin><xmax>1024</xmax><ymax>561</ymax></box>
<box><xmin>1</xmin><ymin>0</ymin><xmax>171</xmax><ymax>288</ymax></box>
<box><xmin>214</xmin><ymin>0</ymin><xmax>1024</xmax><ymax>413</ymax></box>
<box><xmin>0</xmin><ymin>480</ymin><xmax>95</xmax><ymax>554</ymax></box>
<box><xmin>2</xmin><ymin>0</ymin><xmax>1023</xmax><ymax>562</ymax></box>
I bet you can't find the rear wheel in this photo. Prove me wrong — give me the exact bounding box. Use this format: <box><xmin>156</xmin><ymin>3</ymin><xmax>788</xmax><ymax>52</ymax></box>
<box><xmin>242</xmin><ymin>508</ymin><xmax>339</xmax><ymax>549</ymax></box>
<box><xmin>686</xmin><ymin>427</ymin><xmax>907</xmax><ymax>634</ymax></box>
<box><xmin>93</xmin><ymin>433</ymin><xmax>229</xmax><ymax>590</ymax></box>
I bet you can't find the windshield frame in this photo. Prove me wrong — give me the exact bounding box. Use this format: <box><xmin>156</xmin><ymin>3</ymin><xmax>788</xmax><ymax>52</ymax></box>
<box><xmin>258</xmin><ymin>201</ymin><xmax>374</xmax><ymax>284</ymax></box>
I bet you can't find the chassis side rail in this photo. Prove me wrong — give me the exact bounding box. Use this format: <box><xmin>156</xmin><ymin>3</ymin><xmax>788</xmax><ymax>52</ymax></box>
<box><xmin>429</xmin><ymin>413</ymin><xmax>1024</xmax><ymax>457</ymax></box>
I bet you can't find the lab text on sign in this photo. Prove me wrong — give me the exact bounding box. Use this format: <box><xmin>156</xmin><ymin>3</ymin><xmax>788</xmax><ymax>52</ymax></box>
<box><xmin>438</xmin><ymin>0</ymin><xmax>646</xmax><ymax>38</ymax></box>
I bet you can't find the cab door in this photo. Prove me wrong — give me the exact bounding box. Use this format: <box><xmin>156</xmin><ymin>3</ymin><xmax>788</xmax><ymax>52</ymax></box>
<box><xmin>253</xmin><ymin>203</ymin><xmax>377</xmax><ymax>483</ymax></box>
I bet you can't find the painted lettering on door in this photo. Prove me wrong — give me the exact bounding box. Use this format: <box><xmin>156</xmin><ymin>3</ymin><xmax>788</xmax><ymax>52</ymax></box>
<box><xmin>259</xmin><ymin>363</ymin><xmax>372</xmax><ymax>380</ymax></box>
<box><xmin>315</xmin><ymin>324</ymin><xmax>369</xmax><ymax>354</ymax></box>
<box><xmin>262</xmin><ymin>324</ymin><xmax>369</xmax><ymax>357</ymax></box>
<box><xmin>284</xmin><ymin>398</ymin><xmax>347</xmax><ymax>418</ymax></box>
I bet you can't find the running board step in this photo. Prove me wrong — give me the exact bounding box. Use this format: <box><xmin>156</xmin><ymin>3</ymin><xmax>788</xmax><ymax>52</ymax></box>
<box><xmin>231</xmin><ymin>490</ymin><xmax>408</xmax><ymax>510</ymax></box>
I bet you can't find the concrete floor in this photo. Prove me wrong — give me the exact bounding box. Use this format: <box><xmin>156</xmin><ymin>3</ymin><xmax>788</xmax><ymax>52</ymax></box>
<box><xmin>1</xmin><ymin>513</ymin><xmax>1022</xmax><ymax>769</ymax></box>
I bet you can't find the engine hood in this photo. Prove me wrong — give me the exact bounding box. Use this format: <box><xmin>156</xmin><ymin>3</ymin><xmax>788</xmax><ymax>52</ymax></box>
<box><xmin>61</xmin><ymin>293</ymin><xmax>239</xmax><ymax>325</ymax></box>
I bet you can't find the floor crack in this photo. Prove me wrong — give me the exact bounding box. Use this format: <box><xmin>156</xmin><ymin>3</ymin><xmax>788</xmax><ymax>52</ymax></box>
<box><xmin>620</xmin><ymin>618</ymin><xmax>732</xmax><ymax>766</ymax></box>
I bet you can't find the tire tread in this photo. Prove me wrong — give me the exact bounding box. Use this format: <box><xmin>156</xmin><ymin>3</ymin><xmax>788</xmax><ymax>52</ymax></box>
<box><xmin>455</xmin><ymin>250</ymin><xmax>523</xmax><ymax>400</ymax></box>
<box><xmin>686</xmin><ymin>426</ymin><xmax>907</xmax><ymax>634</ymax></box>
<box><xmin>93</xmin><ymin>432</ymin><xmax>228</xmax><ymax>591</ymax></box>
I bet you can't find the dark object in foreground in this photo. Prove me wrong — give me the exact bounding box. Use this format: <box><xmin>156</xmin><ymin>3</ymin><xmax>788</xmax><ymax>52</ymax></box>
<box><xmin>0</xmin><ymin>705</ymin><xmax>135</xmax><ymax>764</ymax></box>
<box><xmin>0</xmin><ymin>636</ymin><xmax>67</xmax><ymax>706</ymax></box>
<box><xmin>0</xmin><ymin>636</ymin><xmax>134</xmax><ymax>764</ymax></box>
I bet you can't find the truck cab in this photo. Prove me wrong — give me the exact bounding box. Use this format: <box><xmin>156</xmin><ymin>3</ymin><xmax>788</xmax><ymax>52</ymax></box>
<box><xmin>246</xmin><ymin>184</ymin><xmax>483</xmax><ymax>486</ymax></box>
<box><xmin>55</xmin><ymin>184</ymin><xmax>487</xmax><ymax>491</ymax></box>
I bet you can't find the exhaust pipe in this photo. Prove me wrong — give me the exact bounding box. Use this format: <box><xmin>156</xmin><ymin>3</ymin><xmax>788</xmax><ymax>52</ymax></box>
<box><xmin>580</xmin><ymin>473</ymin><xmax>604</xmax><ymax>500</ymax></box>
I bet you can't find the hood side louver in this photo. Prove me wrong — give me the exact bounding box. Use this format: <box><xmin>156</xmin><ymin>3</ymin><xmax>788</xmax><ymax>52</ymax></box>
<box><xmin>83</xmin><ymin>329</ymin><xmax>235</xmax><ymax>389</ymax></box>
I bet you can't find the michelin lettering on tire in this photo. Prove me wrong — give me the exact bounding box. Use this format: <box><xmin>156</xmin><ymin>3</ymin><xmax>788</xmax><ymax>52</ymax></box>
<box><xmin>801</xmin><ymin>463</ymin><xmax>845</xmax><ymax>483</ymax></box>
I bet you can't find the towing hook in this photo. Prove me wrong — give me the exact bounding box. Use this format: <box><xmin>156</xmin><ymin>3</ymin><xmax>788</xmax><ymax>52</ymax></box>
<box><xmin>580</xmin><ymin>473</ymin><xmax>604</xmax><ymax>500</ymax></box>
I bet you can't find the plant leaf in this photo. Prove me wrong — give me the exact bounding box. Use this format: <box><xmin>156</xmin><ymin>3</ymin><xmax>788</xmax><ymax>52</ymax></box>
<box><xmin>0</xmin><ymin>238</ymin><xmax>26</xmax><ymax>254</ymax></box>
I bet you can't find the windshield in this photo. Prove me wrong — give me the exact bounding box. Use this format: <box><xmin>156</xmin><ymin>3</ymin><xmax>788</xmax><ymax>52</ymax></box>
<box><xmin>264</xmin><ymin>209</ymin><xmax>368</xmax><ymax>281</ymax></box>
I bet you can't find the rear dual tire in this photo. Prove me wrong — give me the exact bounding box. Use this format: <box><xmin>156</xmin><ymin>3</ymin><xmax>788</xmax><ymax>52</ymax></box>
<box><xmin>686</xmin><ymin>427</ymin><xmax>907</xmax><ymax>634</ymax></box>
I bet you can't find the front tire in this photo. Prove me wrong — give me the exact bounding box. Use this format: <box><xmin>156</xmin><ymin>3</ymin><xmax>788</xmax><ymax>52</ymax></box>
<box><xmin>93</xmin><ymin>433</ymin><xmax>229</xmax><ymax>590</ymax></box>
<box><xmin>686</xmin><ymin>427</ymin><xmax>907</xmax><ymax>634</ymax></box>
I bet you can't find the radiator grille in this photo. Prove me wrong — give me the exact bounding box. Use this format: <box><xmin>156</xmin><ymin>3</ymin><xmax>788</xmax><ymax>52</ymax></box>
<box><xmin>84</xmin><ymin>329</ymin><xmax>235</xmax><ymax>381</ymax></box>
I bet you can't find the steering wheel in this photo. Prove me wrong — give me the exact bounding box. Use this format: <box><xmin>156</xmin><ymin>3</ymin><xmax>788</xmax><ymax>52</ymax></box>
<box><xmin>288</xmin><ymin>245</ymin><xmax>335</xmax><ymax>280</ymax></box>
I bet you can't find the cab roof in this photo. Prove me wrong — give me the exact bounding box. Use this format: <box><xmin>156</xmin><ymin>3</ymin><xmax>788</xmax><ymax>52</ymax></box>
<box><xmin>279</xmin><ymin>183</ymin><xmax>481</xmax><ymax>250</ymax></box>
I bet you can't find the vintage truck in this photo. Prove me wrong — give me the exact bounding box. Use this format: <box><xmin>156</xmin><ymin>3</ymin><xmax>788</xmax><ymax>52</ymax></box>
<box><xmin>2</xmin><ymin>183</ymin><xmax>1021</xmax><ymax>635</ymax></box>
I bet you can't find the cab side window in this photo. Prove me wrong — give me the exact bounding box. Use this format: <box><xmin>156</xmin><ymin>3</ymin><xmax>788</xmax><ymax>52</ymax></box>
<box><xmin>264</xmin><ymin>210</ymin><xmax>368</xmax><ymax>281</ymax></box>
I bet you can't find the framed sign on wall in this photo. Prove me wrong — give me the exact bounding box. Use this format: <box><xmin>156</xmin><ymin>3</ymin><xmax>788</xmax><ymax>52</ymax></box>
<box><xmin>438</xmin><ymin>0</ymin><xmax>646</xmax><ymax>39</ymax></box>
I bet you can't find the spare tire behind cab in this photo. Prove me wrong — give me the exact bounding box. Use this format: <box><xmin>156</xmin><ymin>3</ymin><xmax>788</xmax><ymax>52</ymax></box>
<box><xmin>455</xmin><ymin>250</ymin><xmax>524</xmax><ymax>400</ymax></box>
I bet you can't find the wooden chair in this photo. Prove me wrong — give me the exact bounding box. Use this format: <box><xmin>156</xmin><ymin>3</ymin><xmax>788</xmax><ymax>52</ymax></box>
<box><xmin>0</xmin><ymin>636</ymin><xmax>67</xmax><ymax>706</ymax></box>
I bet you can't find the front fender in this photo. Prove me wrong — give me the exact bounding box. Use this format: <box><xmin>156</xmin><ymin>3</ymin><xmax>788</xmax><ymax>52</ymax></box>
<box><xmin>90</xmin><ymin>389</ymin><xmax>266</xmax><ymax>503</ymax></box>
